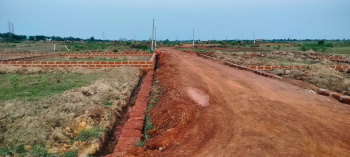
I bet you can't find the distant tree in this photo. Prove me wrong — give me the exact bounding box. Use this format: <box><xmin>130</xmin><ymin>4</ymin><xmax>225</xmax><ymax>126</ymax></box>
<box><xmin>89</xmin><ymin>36</ymin><xmax>95</xmax><ymax>41</ymax></box>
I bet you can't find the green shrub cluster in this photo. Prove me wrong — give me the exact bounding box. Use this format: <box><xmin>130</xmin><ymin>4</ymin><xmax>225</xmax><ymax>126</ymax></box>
<box><xmin>299</xmin><ymin>40</ymin><xmax>333</xmax><ymax>52</ymax></box>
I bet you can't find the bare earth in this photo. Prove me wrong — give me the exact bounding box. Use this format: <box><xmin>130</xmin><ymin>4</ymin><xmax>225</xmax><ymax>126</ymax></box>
<box><xmin>141</xmin><ymin>48</ymin><xmax>350</xmax><ymax>157</ymax></box>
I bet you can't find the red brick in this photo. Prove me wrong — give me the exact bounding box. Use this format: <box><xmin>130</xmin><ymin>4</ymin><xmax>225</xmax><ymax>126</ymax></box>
<box><xmin>44</xmin><ymin>65</ymin><xmax>51</xmax><ymax>68</ymax></box>
<box><xmin>81</xmin><ymin>65</ymin><xmax>88</xmax><ymax>67</ymax></box>
<box><xmin>139</xmin><ymin>61</ymin><xmax>146</xmax><ymax>64</ymax></box>
<box><xmin>86</xmin><ymin>62</ymin><xmax>93</xmax><ymax>64</ymax></box>
<box><xmin>295</xmin><ymin>65</ymin><xmax>300</xmax><ymax>69</ymax></box>
<box><xmin>135</xmin><ymin>65</ymin><xmax>141</xmax><ymax>67</ymax></box>
<box><xmin>59</xmin><ymin>65</ymin><xmax>66</xmax><ymax>67</ymax></box>
<box><xmin>103</xmin><ymin>65</ymin><xmax>109</xmax><ymax>67</ymax></box>
<box><xmin>55</xmin><ymin>62</ymin><xmax>63</xmax><ymax>64</ymax></box>
<box><xmin>107</xmin><ymin>62</ymin><xmax>114</xmax><ymax>64</ymax></box>
<box><xmin>63</xmin><ymin>62</ymin><xmax>70</xmax><ymax>64</ymax></box>
<box><xmin>265</xmin><ymin>66</ymin><xmax>271</xmax><ymax>70</ymax></box>
<box><xmin>88</xmin><ymin>65</ymin><xmax>95</xmax><ymax>67</ymax></box>
<box><xmin>96</xmin><ymin>65</ymin><xmax>102</xmax><ymax>67</ymax></box>
<box><xmin>331</xmin><ymin>93</ymin><xmax>343</xmax><ymax>101</ymax></box>
<box><xmin>146</xmin><ymin>61</ymin><xmax>153</xmax><ymax>64</ymax></box>
<box><xmin>122</xmin><ymin>61</ymin><xmax>128</xmax><ymax>64</ymax></box>
<box><xmin>341</xmin><ymin>96</ymin><xmax>350</xmax><ymax>104</ymax></box>
<box><xmin>115</xmin><ymin>62</ymin><xmax>122</xmax><ymax>64</ymax></box>
<box><xmin>71</xmin><ymin>62</ymin><xmax>77</xmax><ymax>64</ymax></box>
<box><xmin>24</xmin><ymin>61</ymin><xmax>32</xmax><ymax>64</ymax></box>
<box><xmin>93</xmin><ymin>61</ymin><xmax>100</xmax><ymax>64</ymax></box>
<box><xmin>258</xmin><ymin>66</ymin><xmax>264</xmax><ymax>69</ymax></box>
<box><xmin>101</xmin><ymin>61</ymin><xmax>107</xmax><ymax>64</ymax></box>
<box><xmin>133</xmin><ymin>61</ymin><xmax>138</xmax><ymax>64</ymax></box>
<box><xmin>110</xmin><ymin>65</ymin><xmax>117</xmax><ymax>67</ymax></box>
<box><xmin>78</xmin><ymin>62</ymin><xmax>85</xmax><ymax>64</ymax></box>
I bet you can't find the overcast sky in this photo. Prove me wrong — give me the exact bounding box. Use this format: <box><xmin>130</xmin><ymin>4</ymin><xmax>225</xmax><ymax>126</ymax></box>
<box><xmin>0</xmin><ymin>0</ymin><xmax>349</xmax><ymax>40</ymax></box>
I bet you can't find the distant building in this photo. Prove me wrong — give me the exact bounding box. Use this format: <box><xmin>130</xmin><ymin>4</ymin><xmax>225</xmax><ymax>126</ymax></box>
<box><xmin>0</xmin><ymin>37</ymin><xmax>3</xmax><ymax>41</ymax></box>
<box><xmin>256</xmin><ymin>39</ymin><xmax>263</xmax><ymax>43</ymax></box>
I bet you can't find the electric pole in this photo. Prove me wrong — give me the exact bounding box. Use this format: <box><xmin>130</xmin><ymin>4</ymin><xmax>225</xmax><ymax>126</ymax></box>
<box><xmin>253</xmin><ymin>31</ymin><xmax>256</xmax><ymax>44</ymax></box>
<box><xmin>151</xmin><ymin>19</ymin><xmax>155</xmax><ymax>51</ymax></box>
<box><xmin>193</xmin><ymin>28</ymin><xmax>195</xmax><ymax>47</ymax></box>
<box><xmin>8</xmin><ymin>21</ymin><xmax>12</xmax><ymax>41</ymax></box>
<box><xmin>155</xmin><ymin>27</ymin><xmax>157</xmax><ymax>48</ymax></box>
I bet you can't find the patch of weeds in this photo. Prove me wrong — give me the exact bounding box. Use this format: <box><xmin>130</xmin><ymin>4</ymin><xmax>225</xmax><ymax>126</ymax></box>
<box><xmin>0</xmin><ymin>147</ymin><xmax>11</xmax><ymax>156</ymax></box>
<box><xmin>115</xmin><ymin>97</ymin><xmax>120</xmax><ymax>100</ymax></box>
<box><xmin>31</xmin><ymin>144</ymin><xmax>48</xmax><ymax>156</ymax></box>
<box><xmin>41</xmin><ymin>76</ymin><xmax>48</xmax><ymax>90</ymax></box>
<box><xmin>10</xmin><ymin>74</ymin><xmax>19</xmax><ymax>92</ymax></box>
<box><xmin>103</xmin><ymin>100</ymin><xmax>113</xmax><ymax>106</ymax></box>
<box><xmin>136</xmin><ymin>140</ymin><xmax>146</xmax><ymax>147</ymax></box>
<box><xmin>76</xmin><ymin>127</ymin><xmax>101</xmax><ymax>141</ymax></box>
<box><xmin>63</xmin><ymin>150</ymin><xmax>78</xmax><ymax>157</ymax></box>
<box><xmin>154</xmin><ymin>98</ymin><xmax>159</xmax><ymax>103</ymax></box>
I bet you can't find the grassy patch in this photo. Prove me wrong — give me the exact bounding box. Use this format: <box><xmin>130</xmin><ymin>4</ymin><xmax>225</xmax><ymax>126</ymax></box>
<box><xmin>76</xmin><ymin>127</ymin><xmax>102</xmax><ymax>141</ymax></box>
<box><xmin>63</xmin><ymin>150</ymin><xmax>78</xmax><ymax>157</ymax></box>
<box><xmin>31</xmin><ymin>145</ymin><xmax>48</xmax><ymax>156</ymax></box>
<box><xmin>0</xmin><ymin>72</ymin><xmax>103</xmax><ymax>101</ymax></box>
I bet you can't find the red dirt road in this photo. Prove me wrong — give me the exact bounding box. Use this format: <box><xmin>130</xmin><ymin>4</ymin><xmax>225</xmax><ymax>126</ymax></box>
<box><xmin>138</xmin><ymin>48</ymin><xmax>350</xmax><ymax>157</ymax></box>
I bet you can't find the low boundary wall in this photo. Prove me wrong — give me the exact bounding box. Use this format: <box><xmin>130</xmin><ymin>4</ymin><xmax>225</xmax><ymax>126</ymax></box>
<box><xmin>0</xmin><ymin>53</ymin><xmax>157</xmax><ymax>72</ymax></box>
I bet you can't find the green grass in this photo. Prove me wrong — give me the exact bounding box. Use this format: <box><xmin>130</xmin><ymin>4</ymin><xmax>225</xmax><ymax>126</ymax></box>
<box><xmin>62</xmin><ymin>150</ymin><xmax>78</xmax><ymax>157</ymax></box>
<box><xmin>323</xmin><ymin>47</ymin><xmax>350</xmax><ymax>55</ymax></box>
<box><xmin>76</xmin><ymin>127</ymin><xmax>102</xmax><ymax>141</ymax></box>
<box><xmin>0</xmin><ymin>72</ymin><xmax>103</xmax><ymax>101</ymax></box>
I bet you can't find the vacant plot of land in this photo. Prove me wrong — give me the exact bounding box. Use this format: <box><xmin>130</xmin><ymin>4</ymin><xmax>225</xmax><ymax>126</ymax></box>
<box><xmin>0</xmin><ymin>72</ymin><xmax>103</xmax><ymax>101</ymax></box>
<box><xmin>0</xmin><ymin>67</ymin><xmax>141</xmax><ymax>157</ymax></box>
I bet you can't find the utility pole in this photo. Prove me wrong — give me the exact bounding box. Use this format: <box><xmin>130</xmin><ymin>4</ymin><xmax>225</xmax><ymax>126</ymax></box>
<box><xmin>8</xmin><ymin>21</ymin><xmax>12</xmax><ymax>41</ymax></box>
<box><xmin>155</xmin><ymin>27</ymin><xmax>157</xmax><ymax>48</ymax></box>
<box><xmin>253</xmin><ymin>31</ymin><xmax>256</xmax><ymax>44</ymax></box>
<box><xmin>151</xmin><ymin>19</ymin><xmax>155</xmax><ymax>51</ymax></box>
<box><xmin>193</xmin><ymin>28</ymin><xmax>195</xmax><ymax>47</ymax></box>
<box><xmin>11</xmin><ymin>23</ymin><xmax>14</xmax><ymax>35</ymax></box>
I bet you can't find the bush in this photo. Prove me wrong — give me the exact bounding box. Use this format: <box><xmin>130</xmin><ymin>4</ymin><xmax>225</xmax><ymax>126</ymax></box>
<box><xmin>299</xmin><ymin>41</ymin><xmax>332</xmax><ymax>52</ymax></box>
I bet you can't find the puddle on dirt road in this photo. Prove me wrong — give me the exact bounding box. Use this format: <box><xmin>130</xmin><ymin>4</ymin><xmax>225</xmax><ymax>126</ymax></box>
<box><xmin>186</xmin><ymin>87</ymin><xmax>210</xmax><ymax>106</ymax></box>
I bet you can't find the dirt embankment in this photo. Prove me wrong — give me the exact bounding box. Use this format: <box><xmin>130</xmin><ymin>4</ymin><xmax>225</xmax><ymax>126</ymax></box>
<box><xmin>0</xmin><ymin>67</ymin><xmax>141</xmax><ymax>156</ymax></box>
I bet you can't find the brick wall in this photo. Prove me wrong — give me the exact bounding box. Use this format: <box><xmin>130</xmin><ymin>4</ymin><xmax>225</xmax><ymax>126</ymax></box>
<box><xmin>0</xmin><ymin>53</ymin><xmax>157</xmax><ymax>72</ymax></box>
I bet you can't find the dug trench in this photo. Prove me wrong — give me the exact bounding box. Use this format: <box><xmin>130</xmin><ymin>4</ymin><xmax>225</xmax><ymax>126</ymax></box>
<box><xmin>95</xmin><ymin>71</ymin><xmax>146</xmax><ymax>156</ymax></box>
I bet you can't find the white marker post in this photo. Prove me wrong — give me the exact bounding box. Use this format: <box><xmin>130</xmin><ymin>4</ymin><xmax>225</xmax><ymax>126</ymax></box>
<box><xmin>65</xmin><ymin>45</ymin><xmax>70</xmax><ymax>51</ymax></box>
<box><xmin>53</xmin><ymin>44</ymin><xmax>56</xmax><ymax>51</ymax></box>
